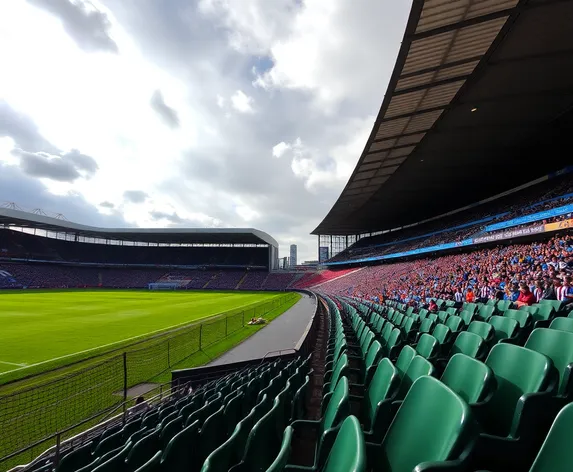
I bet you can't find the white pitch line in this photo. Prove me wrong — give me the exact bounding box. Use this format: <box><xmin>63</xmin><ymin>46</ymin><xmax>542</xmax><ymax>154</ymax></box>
<box><xmin>0</xmin><ymin>295</ymin><xmax>280</xmax><ymax>376</ymax></box>
<box><xmin>0</xmin><ymin>360</ymin><xmax>27</xmax><ymax>367</ymax></box>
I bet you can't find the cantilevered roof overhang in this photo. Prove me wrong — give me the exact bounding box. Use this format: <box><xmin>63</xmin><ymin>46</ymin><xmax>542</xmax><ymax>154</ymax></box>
<box><xmin>0</xmin><ymin>208</ymin><xmax>279</xmax><ymax>247</ymax></box>
<box><xmin>313</xmin><ymin>0</ymin><xmax>573</xmax><ymax>235</ymax></box>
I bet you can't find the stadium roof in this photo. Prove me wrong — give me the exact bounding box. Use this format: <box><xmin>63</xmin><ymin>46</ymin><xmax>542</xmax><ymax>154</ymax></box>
<box><xmin>313</xmin><ymin>0</ymin><xmax>573</xmax><ymax>235</ymax></box>
<box><xmin>0</xmin><ymin>208</ymin><xmax>279</xmax><ymax>247</ymax></box>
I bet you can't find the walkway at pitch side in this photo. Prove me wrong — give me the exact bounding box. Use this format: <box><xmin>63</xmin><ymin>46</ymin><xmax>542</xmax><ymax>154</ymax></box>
<box><xmin>208</xmin><ymin>292</ymin><xmax>317</xmax><ymax>366</ymax></box>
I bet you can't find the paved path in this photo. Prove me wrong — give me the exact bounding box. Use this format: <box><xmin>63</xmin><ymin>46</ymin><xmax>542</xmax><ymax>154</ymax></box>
<box><xmin>208</xmin><ymin>293</ymin><xmax>316</xmax><ymax>365</ymax></box>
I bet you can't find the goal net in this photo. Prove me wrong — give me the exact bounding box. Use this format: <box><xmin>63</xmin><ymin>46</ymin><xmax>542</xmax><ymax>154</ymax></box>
<box><xmin>148</xmin><ymin>282</ymin><xmax>182</xmax><ymax>290</ymax></box>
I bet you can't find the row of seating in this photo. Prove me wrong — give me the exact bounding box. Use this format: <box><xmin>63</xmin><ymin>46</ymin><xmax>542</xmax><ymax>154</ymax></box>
<box><xmin>256</xmin><ymin>294</ymin><xmax>573</xmax><ymax>471</ymax></box>
<box><xmin>47</xmin><ymin>356</ymin><xmax>310</xmax><ymax>472</ymax></box>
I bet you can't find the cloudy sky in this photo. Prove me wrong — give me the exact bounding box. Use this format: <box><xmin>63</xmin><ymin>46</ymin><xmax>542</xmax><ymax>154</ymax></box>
<box><xmin>0</xmin><ymin>0</ymin><xmax>411</xmax><ymax>262</ymax></box>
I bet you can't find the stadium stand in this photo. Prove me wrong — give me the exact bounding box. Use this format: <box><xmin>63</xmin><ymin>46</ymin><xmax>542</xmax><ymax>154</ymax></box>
<box><xmin>5</xmin><ymin>0</ymin><xmax>573</xmax><ymax>471</ymax></box>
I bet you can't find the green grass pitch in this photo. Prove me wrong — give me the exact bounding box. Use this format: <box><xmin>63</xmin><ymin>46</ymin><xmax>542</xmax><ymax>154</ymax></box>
<box><xmin>0</xmin><ymin>290</ymin><xmax>300</xmax><ymax>470</ymax></box>
<box><xmin>0</xmin><ymin>289</ymin><xmax>284</xmax><ymax>377</ymax></box>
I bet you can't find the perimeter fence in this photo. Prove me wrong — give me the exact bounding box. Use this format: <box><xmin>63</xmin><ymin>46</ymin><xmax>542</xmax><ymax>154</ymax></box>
<box><xmin>0</xmin><ymin>292</ymin><xmax>298</xmax><ymax>471</ymax></box>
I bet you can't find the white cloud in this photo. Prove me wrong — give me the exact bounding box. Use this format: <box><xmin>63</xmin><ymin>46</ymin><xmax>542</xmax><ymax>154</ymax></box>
<box><xmin>0</xmin><ymin>0</ymin><xmax>411</xmax><ymax>263</ymax></box>
<box><xmin>230</xmin><ymin>90</ymin><xmax>254</xmax><ymax>113</ymax></box>
<box><xmin>272</xmin><ymin>141</ymin><xmax>290</xmax><ymax>159</ymax></box>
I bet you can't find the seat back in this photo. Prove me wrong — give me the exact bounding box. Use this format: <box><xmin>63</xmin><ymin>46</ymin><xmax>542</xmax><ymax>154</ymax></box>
<box><xmin>322</xmin><ymin>416</ymin><xmax>366</xmax><ymax>472</ymax></box>
<box><xmin>478</xmin><ymin>305</ymin><xmax>495</xmax><ymax>321</ymax></box>
<box><xmin>432</xmin><ymin>324</ymin><xmax>451</xmax><ymax>345</ymax></box>
<box><xmin>396</xmin><ymin>356</ymin><xmax>434</xmax><ymax>400</ymax></box>
<box><xmin>525</xmin><ymin>328</ymin><xmax>573</xmax><ymax>397</ymax></box>
<box><xmin>467</xmin><ymin>321</ymin><xmax>493</xmax><ymax>341</ymax></box>
<box><xmin>265</xmin><ymin>427</ymin><xmax>294</xmax><ymax>472</ymax></box>
<box><xmin>127</xmin><ymin>429</ymin><xmax>160</xmax><ymax>470</ymax></box>
<box><xmin>504</xmin><ymin>309</ymin><xmax>530</xmax><ymax>328</ymax></box>
<box><xmin>381</xmin><ymin>376</ymin><xmax>475</xmax><ymax>472</ymax></box>
<box><xmin>364</xmin><ymin>340</ymin><xmax>383</xmax><ymax>374</ymax></box>
<box><xmin>450</xmin><ymin>331</ymin><xmax>483</xmax><ymax>359</ymax></box>
<box><xmin>322</xmin><ymin>377</ymin><xmax>350</xmax><ymax>433</ymax></box>
<box><xmin>549</xmin><ymin>317</ymin><xmax>573</xmax><ymax>334</ymax></box>
<box><xmin>415</xmin><ymin>334</ymin><xmax>438</xmax><ymax>359</ymax></box>
<box><xmin>489</xmin><ymin>315</ymin><xmax>518</xmax><ymax>342</ymax></box>
<box><xmin>497</xmin><ymin>300</ymin><xmax>512</xmax><ymax>312</ymax></box>
<box><xmin>418</xmin><ymin>318</ymin><xmax>434</xmax><ymax>335</ymax></box>
<box><xmin>437</xmin><ymin>311</ymin><xmax>449</xmax><ymax>324</ymax></box>
<box><xmin>459</xmin><ymin>310</ymin><xmax>474</xmax><ymax>327</ymax></box>
<box><xmin>445</xmin><ymin>316</ymin><xmax>463</xmax><ymax>333</ymax></box>
<box><xmin>160</xmin><ymin>416</ymin><xmax>183</xmax><ymax>448</ymax></box>
<box><xmin>484</xmin><ymin>344</ymin><xmax>553</xmax><ymax>436</ymax></box>
<box><xmin>161</xmin><ymin>420</ymin><xmax>199</xmax><ymax>472</ymax></box>
<box><xmin>529</xmin><ymin>403</ymin><xmax>573</xmax><ymax>472</ymax></box>
<box><xmin>135</xmin><ymin>451</ymin><xmax>161</xmax><ymax>472</ymax></box>
<box><xmin>394</xmin><ymin>345</ymin><xmax>416</xmax><ymax>378</ymax></box>
<box><xmin>365</xmin><ymin>359</ymin><xmax>399</xmax><ymax>428</ymax></box>
<box><xmin>328</xmin><ymin>353</ymin><xmax>349</xmax><ymax>393</ymax></box>
<box><xmin>441</xmin><ymin>354</ymin><xmax>494</xmax><ymax>405</ymax></box>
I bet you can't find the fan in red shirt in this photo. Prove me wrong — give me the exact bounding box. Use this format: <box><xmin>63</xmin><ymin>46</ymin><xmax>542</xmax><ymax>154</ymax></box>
<box><xmin>516</xmin><ymin>282</ymin><xmax>536</xmax><ymax>307</ymax></box>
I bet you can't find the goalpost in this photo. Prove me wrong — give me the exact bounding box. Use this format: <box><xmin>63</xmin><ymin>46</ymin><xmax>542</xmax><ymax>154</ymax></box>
<box><xmin>148</xmin><ymin>282</ymin><xmax>181</xmax><ymax>291</ymax></box>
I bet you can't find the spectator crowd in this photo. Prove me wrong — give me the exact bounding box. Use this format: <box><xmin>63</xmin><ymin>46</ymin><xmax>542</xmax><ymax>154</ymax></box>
<box><xmin>319</xmin><ymin>234</ymin><xmax>573</xmax><ymax>307</ymax></box>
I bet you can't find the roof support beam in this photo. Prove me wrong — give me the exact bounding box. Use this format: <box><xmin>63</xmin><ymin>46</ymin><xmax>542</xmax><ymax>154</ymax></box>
<box><xmin>393</xmin><ymin>74</ymin><xmax>471</xmax><ymax>96</ymax></box>
<box><xmin>409</xmin><ymin>8</ymin><xmax>516</xmax><ymax>41</ymax></box>
<box><xmin>399</xmin><ymin>55</ymin><xmax>483</xmax><ymax>79</ymax></box>
<box><xmin>372</xmin><ymin>130</ymin><xmax>429</xmax><ymax>144</ymax></box>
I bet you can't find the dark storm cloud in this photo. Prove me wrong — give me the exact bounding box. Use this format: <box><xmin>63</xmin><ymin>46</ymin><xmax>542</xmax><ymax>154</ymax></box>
<box><xmin>27</xmin><ymin>0</ymin><xmax>118</xmax><ymax>53</ymax></box>
<box><xmin>150</xmin><ymin>90</ymin><xmax>180</xmax><ymax>129</ymax></box>
<box><xmin>123</xmin><ymin>190</ymin><xmax>149</xmax><ymax>204</ymax></box>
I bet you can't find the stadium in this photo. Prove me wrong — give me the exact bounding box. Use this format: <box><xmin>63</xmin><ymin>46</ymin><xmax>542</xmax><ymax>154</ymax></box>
<box><xmin>1</xmin><ymin>0</ymin><xmax>573</xmax><ymax>471</ymax></box>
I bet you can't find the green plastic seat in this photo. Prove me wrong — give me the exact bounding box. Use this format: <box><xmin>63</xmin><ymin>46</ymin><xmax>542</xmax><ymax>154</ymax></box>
<box><xmin>93</xmin><ymin>430</ymin><xmax>124</xmax><ymax>458</ymax></box>
<box><xmin>415</xmin><ymin>333</ymin><xmax>438</xmax><ymax>360</ymax></box>
<box><xmin>489</xmin><ymin>315</ymin><xmax>519</xmax><ymax>343</ymax></box>
<box><xmin>438</xmin><ymin>311</ymin><xmax>450</xmax><ymax>324</ymax></box>
<box><xmin>497</xmin><ymin>300</ymin><xmax>513</xmax><ymax>312</ymax></box>
<box><xmin>265</xmin><ymin>427</ymin><xmax>294</xmax><ymax>472</ymax></box>
<box><xmin>539</xmin><ymin>299</ymin><xmax>563</xmax><ymax>312</ymax></box>
<box><xmin>383</xmin><ymin>327</ymin><xmax>402</xmax><ymax>359</ymax></box>
<box><xmin>525</xmin><ymin>328</ymin><xmax>573</xmax><ymax>398</ymax></box>
<box><xmin>288</xmin><ymin>377</ymin><xmax>350</xmax><ymax>469</ymax></box>
<box><xmin>126</xmin><ymin>430</ymin><xmax>159</xmax><ymax>472</ymax></box>
<box><xmin>91</xmin><ymin>443</ymin><xmax>132</xmax><ymax>472</ymax></box>
<box><xmin>504</xmin><ymin>309</ymin><xmax>531</xmax><ymax>329</ymax></box>
<box><xmin>529</xmin><ymin>403</ymin><xmax>573</xmax><ymax>472</ymax></box>
<box><xmin>395</xmin><ymin>355</ymin><xmax>435</xmax><ymax>401</ymax></box>
<box><xmin>223</xmin><ymin>392</ymin><xmax>245</xmax><ymax>439</ymax></box>
<box><xmin>160</xmin><ymin>416</ymin><xmax>183</xmax><ymax>448</ymax></box>
<box><xmin>133</xmin><ymin>451</ymin><xmax>161</xmax><ymax>472</ymax></box>
<box><xmin>440</xmin><ymin>354</ymin><xmax>494</xmax><ymax>406</ymax></box>
<box><xmin>549</xmin><ymin>317</ymin><xmax>573</xmax><ymax>333</ymax></box>
<box><xmin>459</xmin><ymin>310</ymin><xmax>474</xmax><ymax>327</ymax></box>
<box><xmin>450</xmin><ymin>331</ymin><xmax>484</xmax><ymax>359</ymax></box>
<box><xmin>160</xmin><ymin>420</ymin><xmax>200</xmax><ymax>472</ymax></box>
<box><xmin>394</xmin><ymin>345</ymin><xmax>416</xmax><ymax>378</ymax></box>
<box><xmin>481</xmin><ymin>343</ymin><xmax>554</xmax><ymax>437</ymax></box>
<box><xmin>519</xmin><ymin>304</ymin><xmax>539</xmax><ymax>316</ymax></box>
<box><xmin>432</xmin><ymin>324</ymin><xmax>451</xmax><ymax>345</ymax></box>
<box><xmin>368</xmin><ymin>376</ymin><xmax>476</xmax><ymax>472</ymax></box>
<box><xmin>291</xmin><ymin>375</ymin><xmax>309</xmax><ymax>422</ymax></box>
<box><xmin>468</xmin><ymin>321</ymin><xmax>494</xmax><ymax>343</ymax></box>
<box><xmin>324</xmin><ymin>353</ymin><xmax>350</xmax><ymax>394</ymax></box>
<box><xmin>359</xmin><ymin>340</ymin><xmax>383</xmax><ymax>387</ymax></box>
<box><xmin>362</xmin><ymin>358</ymin><xmax>400</xmax><ymax>443</ymax></box>
<box><xmin>416</xmin><ymin>317</ymin><xmax>435</xmax><ymax>340</ymax></box>
<box><xmin>478</xmin><ymin>305</ymin><xmax>495</xmax><ymax>321</ymax></box>
<box><xmin>463</xmin><ymin>303</ymin><xmax>478</xmax><ymax>315</ymax></box>
<box><xmin>445</xmin><ymin>316</ymin><xmax>463</xmax><ymax>334</ymax></box>
<box><xmin>55</xmin><ymin>441</ymin><xmax>94</xmax><ymax>472</ymax></box>
<box><xmin>318</xmin><ymin>416</ymin><xmax>366</xmax><ymax>472</ymax></box>
<box><xmin>530</xmin><ymin>304</ymin><xmax>555</xmax><ymax>326</ymax></box>
<box><xmin>230</xmin><ymin>390</ymin><xmax>290</xmax><ymax>472</ymax></box>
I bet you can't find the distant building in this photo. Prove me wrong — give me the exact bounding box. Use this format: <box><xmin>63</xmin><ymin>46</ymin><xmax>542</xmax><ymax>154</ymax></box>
<box><xmin>289</xmin><ymin>244</ymin><xmax>297</xmax><ymax>268</ymax></box>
